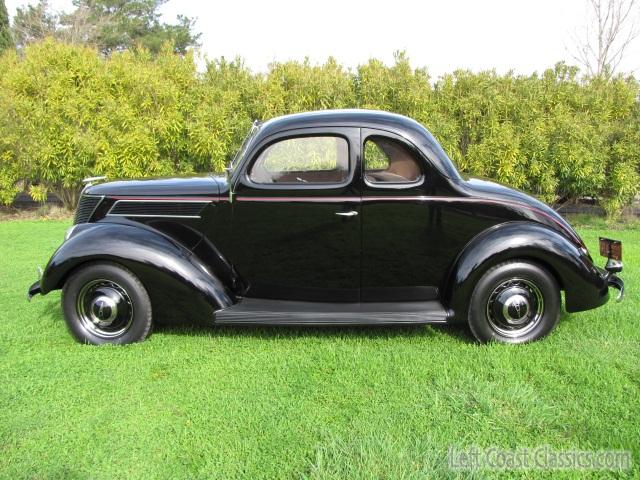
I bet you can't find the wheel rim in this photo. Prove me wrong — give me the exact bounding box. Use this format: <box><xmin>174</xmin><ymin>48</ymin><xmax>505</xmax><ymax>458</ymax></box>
<box><xmin>76</xmin><ymin>279</ymin><xmax>134</xmax><ymax>338</ymax></box>
<box><xmin>485</xmin><ymin>278</ymin><xmax>544</xmax><ymax>338</ymax></box>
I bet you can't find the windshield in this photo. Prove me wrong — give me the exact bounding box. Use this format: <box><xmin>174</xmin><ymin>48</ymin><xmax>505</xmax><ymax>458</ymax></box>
<box><xmin>229</xmin><ymin>120</ymin><xmax>261</xmax><ymax>172</ymax></box>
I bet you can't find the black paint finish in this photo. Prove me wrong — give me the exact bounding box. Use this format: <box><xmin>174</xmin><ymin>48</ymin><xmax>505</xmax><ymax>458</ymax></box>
<box><xmin>443</xmin><ymin>222</ymin><xmax>609</xmax><ymax>316</ymax></box>
<box><xmin>86</xmin><ymin>175</ymin><xmax>220</xmax><ymax>197</ymax></box>
<box><xmin>31</xmin><ymin>109</ymin><xmax>621</xmax><ymax>326</ymax></box>
<box><xmin>227</xmin><ymin>127</ymin><xmax>362</xmax><ymax>302</ymax></box>
<box><xmin>40</xmin><ymin>222</ymin><xmax>233</xmax><ymax>324</ymax></box>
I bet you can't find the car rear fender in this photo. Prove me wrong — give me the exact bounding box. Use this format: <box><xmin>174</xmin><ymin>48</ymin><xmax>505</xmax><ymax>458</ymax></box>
<box><xmin>443</xmin><ymin>222</ymin><xmax>609</xmax><ymax>320</ymax></box>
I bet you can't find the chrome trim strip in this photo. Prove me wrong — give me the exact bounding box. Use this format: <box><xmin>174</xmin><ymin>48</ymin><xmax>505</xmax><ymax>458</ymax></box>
<box><xmin>230</xmin><ymin>195</ymin><xmax>577</xmax><ymax>241</ymax></box>
<box><xmin>100</xmin><ymin>195</ymin><xmax>575</xmax><ymax>244</ymax></box>
<box><xmin>76</xmin><ymin>195</ymin><xmax>105</xmax><ymax>223</ymax></box>
<box><xmin>90</xmin><ymin>196</ymin><xmax>105</xmax><ymax>217</ymax></box>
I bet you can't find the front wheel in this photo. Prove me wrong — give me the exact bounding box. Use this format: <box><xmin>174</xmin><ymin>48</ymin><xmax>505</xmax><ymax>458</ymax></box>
<box><xmin>468</xmin><ymin>261</ymin><xmax>560</xmax><ymax>344</ymax></box>
<box><xmin>62</xmin><ymin>262</ymin><xmax>153</xmax><ymax>345</ymax></box>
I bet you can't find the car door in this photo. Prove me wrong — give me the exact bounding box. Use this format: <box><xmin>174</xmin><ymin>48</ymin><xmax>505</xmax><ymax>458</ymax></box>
<box><xmin>229</xmin><ymin>127</ymin><xmax>361</xmax><ymax>302</ymax></box>
<box><xmin>360</xmin><ymin>128</ymin><xmax>443</xmax><ymax>302</ymax></box>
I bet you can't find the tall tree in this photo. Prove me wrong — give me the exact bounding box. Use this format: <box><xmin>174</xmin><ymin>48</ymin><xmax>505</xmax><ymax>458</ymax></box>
<box><xmin>573</xmin><ymin>0</ymin><xmax>640</xmax><ymax>76</ymax></box>
<box><xmin>11</xmin><ymin>0</ymin><xmax>58</xmax><ymax>49</ymax></box>
<box><xmin>0</xmin><ymin>0</ymin><xmax>12</xmax><ymax>52</ymax></box>
<box><xmin>10</xmin><ymin>0</ymin><xmax>200</xmax><ymax>54</ymax></box>
<box><xmin>59</xmin><ymin>0</ymin><xmax>200</xmax><ymax>54</ymax></box>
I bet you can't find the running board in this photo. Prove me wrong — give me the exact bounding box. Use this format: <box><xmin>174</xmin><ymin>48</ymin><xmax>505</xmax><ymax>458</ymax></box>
<box><xmin>214</xmin><ymin>298</ymin><xmax>451</xmax><ymax>325</ymax></box>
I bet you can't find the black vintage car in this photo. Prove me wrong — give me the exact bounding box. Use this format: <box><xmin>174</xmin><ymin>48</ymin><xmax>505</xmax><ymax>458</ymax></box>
<box><xmin>28</xmin><ymin>110</ymin><xmax>624</xmax><ymax>345</ymax></box>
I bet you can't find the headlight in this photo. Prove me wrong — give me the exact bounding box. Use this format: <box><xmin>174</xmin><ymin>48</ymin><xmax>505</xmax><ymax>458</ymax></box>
<box><xmin>65</xmin><ymin>225</ymin><xmax>78</xmax><ymax>241</ymax></box>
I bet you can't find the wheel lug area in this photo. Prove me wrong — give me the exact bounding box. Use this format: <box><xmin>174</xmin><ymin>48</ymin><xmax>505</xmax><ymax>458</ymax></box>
<box><xmin>76</xmin><ymin>280</ymin><xmax>133</xmax><ymax>338</ymax></box>
<box><xmin>486</xmin><ymin>278</ymin><xmax>544</xmax><ymax>338</ymax></box>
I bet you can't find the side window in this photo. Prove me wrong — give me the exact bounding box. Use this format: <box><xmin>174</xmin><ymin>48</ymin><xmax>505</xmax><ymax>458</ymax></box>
<box><xmin>364</xmin><ymin>136</ymin><xmax>423</xmax><ymax>184</ymax></box>
<box><xmin>249</xmin><ymin>136</ymin><xmax>349</xmax><ymax>184</ymax></box>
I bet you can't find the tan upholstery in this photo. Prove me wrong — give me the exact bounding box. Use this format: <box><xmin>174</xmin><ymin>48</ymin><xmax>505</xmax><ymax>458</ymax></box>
<box><xmin>370</xmin><ymin>138</ymin><xmax>421</xmax><ymax>182</ymax></box>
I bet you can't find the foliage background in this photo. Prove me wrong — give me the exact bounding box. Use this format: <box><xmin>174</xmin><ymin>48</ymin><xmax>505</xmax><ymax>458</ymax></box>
<box><xmin>0</xmin><ymin>40</ymin><xmax>638</xmax><ymax>215</ymax></box>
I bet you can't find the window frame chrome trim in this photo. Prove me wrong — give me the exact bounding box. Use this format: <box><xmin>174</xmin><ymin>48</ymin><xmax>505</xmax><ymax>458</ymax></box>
<box><xmin>238</xmin><ymin>127</ymin><xmax>360</xmax><ymax>191</ymax></box>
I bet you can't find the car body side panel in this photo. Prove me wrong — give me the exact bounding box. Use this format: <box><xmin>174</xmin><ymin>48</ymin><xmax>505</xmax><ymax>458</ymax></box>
<box><xmin>358</xmin><ymin>128</ymin><xmax>524</xmax><ymax>301</ymax></box>
<box><xmin>444</xmin><ymin>222</ymin><xmax>609</xmax><ymax>320</ymax></box>
<box><xmin>39</xmin><ymin>223</ymin><xmax>234</xmax><ymax>324</ymax></box>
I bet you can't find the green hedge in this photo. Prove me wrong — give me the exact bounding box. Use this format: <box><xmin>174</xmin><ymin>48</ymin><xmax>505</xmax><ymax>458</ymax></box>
<box><xmin>0</xmin><ymin>40</ymin><xmax>638</xmax><ymax>215</ymax></box>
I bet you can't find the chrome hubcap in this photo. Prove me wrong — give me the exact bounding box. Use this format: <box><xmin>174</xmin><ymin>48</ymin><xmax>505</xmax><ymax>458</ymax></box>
<box><xmin>77</xmin><ymin>280</ymin><xmax>133</xmax><ymax>338</ymax></box>
<box><xmin>486</xmin><ymin>279</ymin><xmax>544</xmax><ymax>337</ymax></box>
<box><xmin>90</xmin><ymin>294</ymin><xmax>119</xmax><ymax>325</ymax></box>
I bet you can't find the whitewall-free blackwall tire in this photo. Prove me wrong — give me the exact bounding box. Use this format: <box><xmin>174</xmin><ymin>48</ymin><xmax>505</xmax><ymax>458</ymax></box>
<box><xmin>62</xmin><ymin>262</ymin><xmax>153</xmax><ymax>345</ymax></box>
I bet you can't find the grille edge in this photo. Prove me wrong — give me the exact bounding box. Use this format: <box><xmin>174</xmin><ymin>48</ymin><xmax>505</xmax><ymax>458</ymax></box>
<box><xmin>74</xmin><ymin>195</ymin><xmax>103</xmax><ymax>224</ymax></box>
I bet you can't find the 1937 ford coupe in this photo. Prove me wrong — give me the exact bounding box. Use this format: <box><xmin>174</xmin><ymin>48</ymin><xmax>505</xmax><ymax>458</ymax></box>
<box><xmin>28</xmin><ymin>110</ymin><xmax>624</xmax><ymax>345</ymax></box>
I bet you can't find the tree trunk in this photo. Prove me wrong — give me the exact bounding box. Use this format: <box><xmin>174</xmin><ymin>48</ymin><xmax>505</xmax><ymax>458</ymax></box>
<box><xmin>55</xmin><ymin>186</ymin><xmax>81</xmax><ymax>211</ymax></box>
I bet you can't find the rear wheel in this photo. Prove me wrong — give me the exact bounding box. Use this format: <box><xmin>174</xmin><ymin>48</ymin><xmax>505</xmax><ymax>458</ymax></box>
<box><xmin>62</xmin><ymin>262</ymin><xmax>152</xmax><ymax>345</ymax></box>
<box><xmin>468</xmin><ymin>261</ymin><xmax>560</xmax><ymax>344</ymax></box>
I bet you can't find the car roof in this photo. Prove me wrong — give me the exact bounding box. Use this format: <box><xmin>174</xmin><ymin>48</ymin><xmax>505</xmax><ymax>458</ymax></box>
<box><xmin>259</xmin><ymin>109</ymin><xmax>419</xmax><ymax>133</ymax></box>
<box><xmin>254</xmin><ymin>109</ymin><xmax>460</xmax><ymax>179</ymax></box>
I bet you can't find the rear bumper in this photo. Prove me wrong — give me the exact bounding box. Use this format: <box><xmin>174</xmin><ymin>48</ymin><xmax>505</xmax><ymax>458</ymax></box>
<box><xmin>27</xmin><ymin>280</ymin><xmax>41</xmax><ymax>301</ymax></box>
<box><xmin>606</xmin><ymin>274</ymin><xmax>624</xmax><ymax>302</ymax></box>
<box><xmin>565</xmin><ymin>260</ymin><xmax>623</xmax><ymax>312</ymax></box>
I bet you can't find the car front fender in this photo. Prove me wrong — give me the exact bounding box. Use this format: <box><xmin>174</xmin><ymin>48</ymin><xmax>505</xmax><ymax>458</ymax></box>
<box><xmin>38</xmin><ymin>222</ymin><xmax>235</xmax><ymax>323</ymax></box>
<box><xmin>443</xmin><ymin>221</ymin><xmax>609</xmax><ymax>320</ymax></box>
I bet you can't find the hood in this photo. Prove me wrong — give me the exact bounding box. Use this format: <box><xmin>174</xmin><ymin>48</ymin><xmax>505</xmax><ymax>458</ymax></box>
<box><xmin>85</xmin><ymin>175</ymin><xmax>221</xmax><ymax>197</ymax></box>
<box><xmin>460</xmin><ymin>177</ymin><xmax>584</xmax><ymax>247</ymax></box>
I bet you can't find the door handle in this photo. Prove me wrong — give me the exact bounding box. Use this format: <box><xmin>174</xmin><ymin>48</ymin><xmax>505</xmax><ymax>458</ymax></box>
<box><xmin>335</xmin><ymin>211</ymin><xmax>358</xmax><ymax>217</ymax></box>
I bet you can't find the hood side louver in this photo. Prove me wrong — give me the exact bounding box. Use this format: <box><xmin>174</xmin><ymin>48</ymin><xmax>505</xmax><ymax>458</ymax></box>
<box><xmin>107</xmin><ymin>200</ymin><xmax>208</xmax><ymax>218</ymax></box>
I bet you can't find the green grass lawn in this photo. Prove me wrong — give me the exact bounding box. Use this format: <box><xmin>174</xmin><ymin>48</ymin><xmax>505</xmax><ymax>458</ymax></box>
<box><xmin>1</xmin><ymin>219</ymin><xmax>638</xmax><ymax>479</ymax></box>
